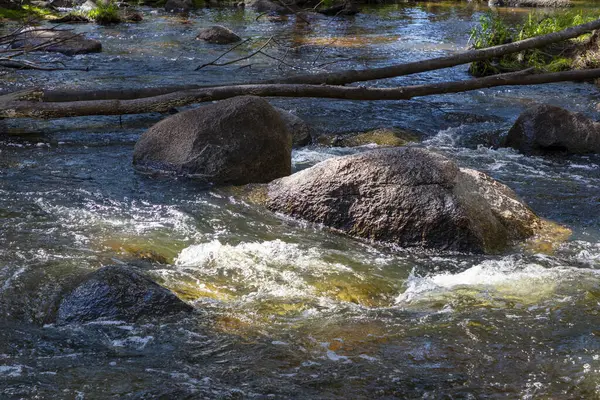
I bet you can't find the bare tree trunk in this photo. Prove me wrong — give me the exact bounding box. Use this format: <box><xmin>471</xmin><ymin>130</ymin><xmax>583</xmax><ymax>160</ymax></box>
<box><xmin>3</xmin><ymin>68</ymin><xmax>600</xmax><ymax>119</ymax></box>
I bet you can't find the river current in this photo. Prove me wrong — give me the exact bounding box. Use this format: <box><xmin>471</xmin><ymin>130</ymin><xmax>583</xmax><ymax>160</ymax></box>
<box><xmin>1</xmin><ymin>2</ymin><xmax>600</xmax><ymax>398</ymax></box>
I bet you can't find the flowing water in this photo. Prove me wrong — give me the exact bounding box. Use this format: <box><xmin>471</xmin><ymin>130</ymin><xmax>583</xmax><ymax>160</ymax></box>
<box><xmin>1</xmin><ymin>2</ymin><xmax>600</xmax><ymax>398</ymax></box>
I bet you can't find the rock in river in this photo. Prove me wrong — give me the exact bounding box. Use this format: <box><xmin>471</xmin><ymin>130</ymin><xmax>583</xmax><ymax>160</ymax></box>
<box><xmin>56</xmin><ymin>265</ymin><xmax>192</xmax><ymax>324</ymax></box>
<box><xmin>197</xmin><ymin>25</ymin><xmax>241</xmax><ymax>44</ymax></box>
<box><xmin>9</xmin><ymin>28</ymin><xmax>102</xmax><ymax>56</ymax></box>
<box><xmin>505</xmin><ymin>104</ymin><xmax>600</xmax><ymax>154</ymax></box>
<box><xmin>266</xmin><ymin>147</ymin><xmax>542</xmax><ymax>253</ymax></box>
<box><xmin>165</xmin><ymin>0</ymin><xmax>192</xmax><ymax>12</ymax></box>
<box><xmin>133</xmin><ymin>96</ymin><xmax>292</xmax><ymax>185</ymax></box>
<box><xmin>275</xmin><ymin>108</ymin><xmax>313</xmax><ymax>147</ymax></box>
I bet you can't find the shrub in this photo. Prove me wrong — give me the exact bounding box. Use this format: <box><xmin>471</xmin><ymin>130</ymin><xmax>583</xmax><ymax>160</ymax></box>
<box><xmin>88</xmin><ymin>1</ymin><xmax>121</xmax><ymax>24</ymax></box>
<box><xmin>469</xmin><ymin>11</ymin><xmax>600</xmax><ymax>76</ymax></box>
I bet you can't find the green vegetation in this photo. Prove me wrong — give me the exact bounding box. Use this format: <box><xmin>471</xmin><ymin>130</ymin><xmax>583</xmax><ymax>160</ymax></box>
<box><xmin>88</xmin><ymin>1</ymin><xmax>121</xmax><ymax>24</ymax></box>
<box><xmin>0</xmin><ymin>5</ymin><xmax>57</xmax><ymax>20</ymax></box>
<box><xmin>469</xmin><ymin>11</ymin><xmax>600</xmax><ymax>76</ymax></box>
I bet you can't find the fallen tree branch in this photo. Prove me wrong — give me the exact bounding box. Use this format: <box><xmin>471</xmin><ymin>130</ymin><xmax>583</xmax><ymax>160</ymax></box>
<box><xmin>266</xmin><ymin>17</ymin><xmax>600</xmax><ymax>85</ymax></box>
<box><xmin>3</xmin><ymin>68</ymin><xmax>599</xmax><ymax>119</ymax></box>
<box><xmin>17</xmin><ymin>17</ymin><xmax>600</xmax><ymax>104</ymax></box>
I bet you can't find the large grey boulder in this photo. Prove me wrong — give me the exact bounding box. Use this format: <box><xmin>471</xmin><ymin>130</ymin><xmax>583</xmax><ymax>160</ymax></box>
<box><xmin>266</xmin><ymin>147</ymin><xmax>542</xmax><ymax>253</ymax></box>
<box><xmin>196</xmin><ymin>25</ymin><xmax>241</xmax><ymax>44</ymax></box>
<box><xmin>505</xmin><ymin>105</ymin><xmax>600</xmax><ymax>154</ymax></box>
<box><xmin>133</xmin><ymin>96</ymin><xmax>292</xmax><ymax>185</ymax></box>
<box><xmin>56</xmin><ymin>266</ymin><xmax>192</xmax><ymax>325</ymax></box>
<box><xmin>9</xmin><ymin>28</ymin><xmax>101</xmax><ymax>56</ymax></box>
<box><xmin>275</xmin><ymin>108</ymin><xmax>312</xmax><ymax>147</ymax></box>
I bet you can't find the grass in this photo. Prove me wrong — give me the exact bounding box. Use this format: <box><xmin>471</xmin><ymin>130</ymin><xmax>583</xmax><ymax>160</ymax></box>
<box><xmin>87</xmin><ymin>1</ymin><xmax>121</xmax><ymax>24</ymax></box>
<box><xmin>469</xmin><ymin>11</ymin><xmax>600</xmax><ymax>76</ymax></box>
<box><xmin>0</xmin><ymin>5</ymin><xmax>57</xmax><ymax>20</ymax></box>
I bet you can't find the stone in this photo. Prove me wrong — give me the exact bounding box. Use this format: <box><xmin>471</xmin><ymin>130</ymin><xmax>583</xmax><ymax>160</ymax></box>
<box><xmin>133</xmin><ymin>96</ymin><xmax>292</xmax><ymax>185</ymax></box>
<box><xmin>9</xmin><ymin>28</ymin><xmax>102</xmax><ymax>56</ymax></box>
<box><xmin>266</xmin><ymin>147</ymin><xmax>542</xmax><ymax>253</ymax></box>
<box><xmin>246</xmin><ymin>0</ymin><xmax>287</xmax><ymax>14</ymax></box>
<box><xmin>275</xmin><ymin>108</ymin><xmax>312</xmax><ymax>147</ymax></box>
<box><xmin>505</xmin><ymin>104</ymin><xmax>600</xmax><ymax>154</ymax></box>
<box><xmin>196</xmin><ymin>25</ymin><xmax>241</xmax><ymax>44</ymax></box>
<box><xmin>56</xmin><ymin>265</ymin><xmax>193</xmax><ymax>324</ymax></box>
<box><xmin>318</xmin><ymin>128</ymin><xmax>419</xmax><ymax>147</ymax></box>
<box><xmin>165</xmin><ymin>0</ymin><xmax>192</xmax><ymax>12</ymax></box>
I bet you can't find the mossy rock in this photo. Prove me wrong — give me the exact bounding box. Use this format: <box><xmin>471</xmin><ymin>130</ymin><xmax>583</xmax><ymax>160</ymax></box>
<box><xmin>101</xmin><ymin>237</ymin><xmax>185</xmax><ymax>264</ymax></box>
<box><xmin>523</xmin><ymin>219</ymin><xmax>572</xmax><ymax>254</ymax></box>
<box><xmin>318</xmin><ymin>128</ymin><xmax>420</xmax><ymax>148</ymax></box>
<box><xmin>163</xmin><ymin>280</ymin><xmax>232</xmax><ymax>302</ymax></box>
<box><xmin>223</xmin><ymin>184</ymin><xmax>269</xmax><ymax>206</ymax></box>
<box><xmin>309</xmin><ymin>275</ymin><xmax>398</xmax><ymax>307</ymax></box>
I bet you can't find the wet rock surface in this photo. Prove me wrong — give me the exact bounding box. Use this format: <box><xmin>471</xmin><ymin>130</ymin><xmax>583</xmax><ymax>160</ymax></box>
<box><xmin>9</xmin><ymin>28</ymin><xmax>102</xmax><ymax>56</ymax></box>
<box><xmin>56</xmin><ymin>265</ymin><xmax>193</xmax><ymax>324</ymax></box>
<box><xmin>197</xmin><ymin>25</ymin><xmax>241</xmax><ymax>44</ymax></box>
<box><xmin>505</xmin><ymin>104</ymin><xmax>600</xmax><ymax>154</ymax></box>
<box><xmin>267</xmin><ymin>147</ymin><xmax>542</xmax><ymax>253</ymax></box>
<box><xmin>133</xmin><ymin>96</ymin><xmax>292</xmax><ymax>185</ymax></box>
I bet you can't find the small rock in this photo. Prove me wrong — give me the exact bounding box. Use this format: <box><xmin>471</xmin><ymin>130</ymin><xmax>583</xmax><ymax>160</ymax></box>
<box><xmin>246</xmin><ymin>0</ymin><xmax>288</xmax><ymax>14</ymax></box>
<box><xmin>56</xmin><ymin>265</ymin><xmax>193</xmax><ymax>324</ymax></box>
<box><xmin>275</xmin><ymin>108</ymin><xmax>313</xmax><ymax>147</ymax></box>
<box><xmin>165</xmin><ymin>0</ymin><xmax>192</xmax><ymax>12</ymax></box>
<box><xmin>196</xmin><ymin>25</ymin><xmax>241</xmax><ymax>45</ymax></box>
<box><xmin>9</xmin><ymin>28</ymin><xmax>102</xmax><ymax>56</ymax></box>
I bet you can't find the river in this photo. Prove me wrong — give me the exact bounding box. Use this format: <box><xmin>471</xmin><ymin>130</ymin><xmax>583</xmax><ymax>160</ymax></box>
<box><xmin>1</xmin><ymin>2</ymin><xmax>600</xmax><ymax>398</ymax></box>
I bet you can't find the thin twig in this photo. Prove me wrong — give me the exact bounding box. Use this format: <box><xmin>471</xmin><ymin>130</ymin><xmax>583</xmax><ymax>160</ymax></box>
<box><xmin>195</xmin><ymin>37</ymin><xmax>272</xmax><ymax>70</ymax></box>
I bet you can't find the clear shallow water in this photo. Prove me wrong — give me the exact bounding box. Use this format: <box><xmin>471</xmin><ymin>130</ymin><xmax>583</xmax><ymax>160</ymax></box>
<box><xmin>1</xmin><ymin>3</ymin><xmax>600</xmax><ymax>398</ymax></box>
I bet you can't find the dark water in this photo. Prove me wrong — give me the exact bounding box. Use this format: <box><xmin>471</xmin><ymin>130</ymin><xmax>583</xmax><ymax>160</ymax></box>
<box><xmin>1</xmin><ymin>3</ymin><xmax>600</xmax><ymax>398</ymax></box>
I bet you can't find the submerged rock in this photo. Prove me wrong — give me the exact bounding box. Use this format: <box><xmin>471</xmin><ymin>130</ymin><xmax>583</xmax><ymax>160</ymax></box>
<box><xmin>56</xmin><ymin>265</ymin><xmax>192</xmax><ymax>324</ymax></box>
<box><xmin>133</xmin><ymin>96</ymin><xmax>292</xmax><ymax>185</ymax></box>
<box><xmin>319</xmin><ymin>127</ymin><xmax>419</xmax><ymax>147</ymax></box>
<box><xmin>196</xmin><ymin>25</ymin><xmax>241</xmax><ymax>44</ymax></box>
<box><xmin>9</xmin><ymin>28</ymin><xmax>102</xmax><ymax>56</ymax></box>
<box><xmin>505</xmin><ymin>105</ymin><xmax>600</xmax><ymax>154</ymax></box>
<box><xmin>275</xmin><ymin>108</ymin><xmax>313</xmax><ymax>147</ymax></box>
<box><xmin>266</xmin><ymin>147</ymin><xmax>542</xmax><ymax>253</ymax></box>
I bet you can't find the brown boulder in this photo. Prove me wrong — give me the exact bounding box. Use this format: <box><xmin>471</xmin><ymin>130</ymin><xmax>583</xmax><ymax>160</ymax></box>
<box><xmin>505</xmin><ymin>105</ymin><xmax>600</xmax><ymax>154</ymax></box>
<box><xmin>266</xmin><ymin>147</ymin><xmax>542</xmax><ymax>253</ymax></box>
<box><xmin>133</xmin><ymin>96</ymin><xmax>292</xmax><ymax>185</ymax></box>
